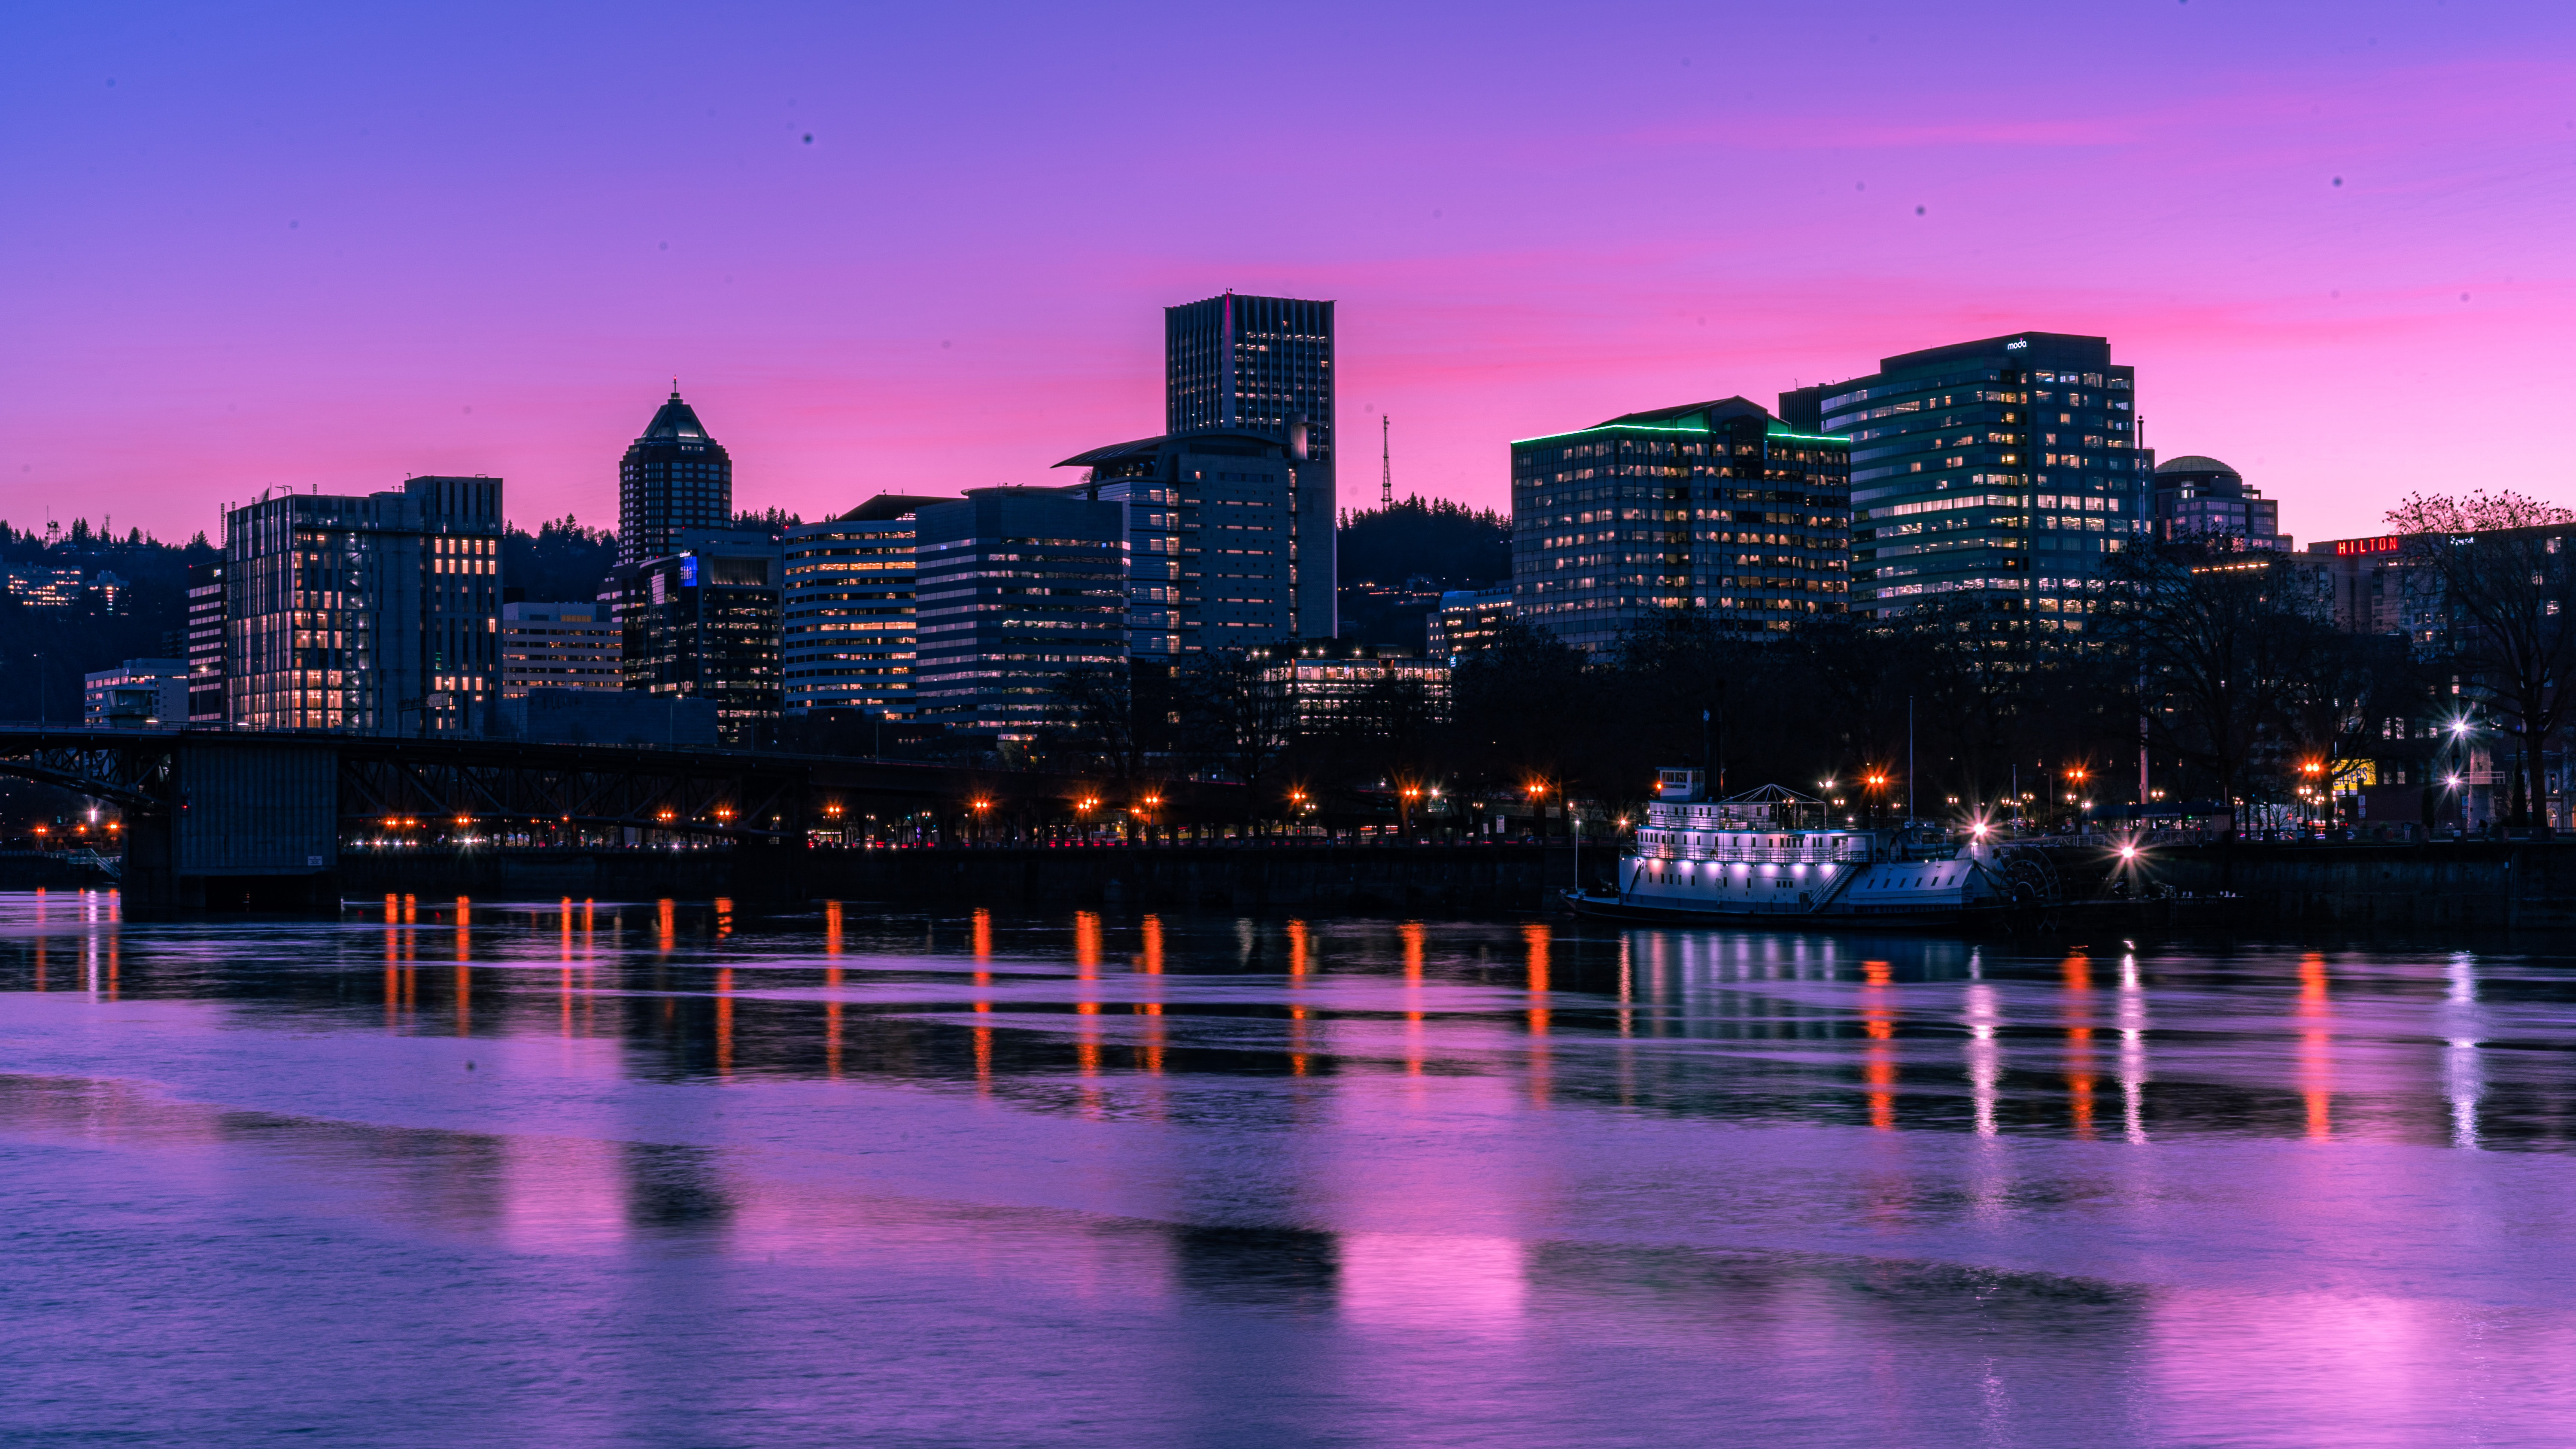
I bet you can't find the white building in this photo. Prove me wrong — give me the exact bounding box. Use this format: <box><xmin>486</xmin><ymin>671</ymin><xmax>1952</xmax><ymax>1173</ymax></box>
<box><xmin>84</xmin><ymin>658</ymin><xmax>191</xmax><ymax>728</ymax></box>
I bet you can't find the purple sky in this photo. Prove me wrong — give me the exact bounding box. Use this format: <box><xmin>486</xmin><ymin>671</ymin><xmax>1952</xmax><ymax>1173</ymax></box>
<box><xmin>6</xmin><ymin>1</ymin><xmax>2572</xmax><ymax>546</ymax></box>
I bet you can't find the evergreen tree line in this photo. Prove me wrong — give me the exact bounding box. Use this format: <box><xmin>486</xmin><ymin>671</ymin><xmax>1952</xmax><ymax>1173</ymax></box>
<box><xmin>1334</xmin><ymin>495</ymin><xmax>1511</xmax><ymax>589</ymax></box>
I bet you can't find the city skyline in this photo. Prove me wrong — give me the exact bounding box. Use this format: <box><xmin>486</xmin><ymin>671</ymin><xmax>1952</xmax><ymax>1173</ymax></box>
<box><xmin>9</xmin><ymin>2</ymin><xmax>2573</xmax><ymax>547</ymax></box>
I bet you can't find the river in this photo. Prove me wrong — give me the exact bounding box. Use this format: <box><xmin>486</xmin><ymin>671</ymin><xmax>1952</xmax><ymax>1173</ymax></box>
<box><xmin>1</xmin><ymin>888</ymin><xmax>2569</xmax><ymax>1447</ymax></box>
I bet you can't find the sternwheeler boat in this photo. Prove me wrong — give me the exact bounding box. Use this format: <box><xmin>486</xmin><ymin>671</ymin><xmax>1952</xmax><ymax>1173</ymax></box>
<box><xmin>1566</xmin><ymin>770</ymin><xmax>2020</xmax><ymax>929</ymax></box>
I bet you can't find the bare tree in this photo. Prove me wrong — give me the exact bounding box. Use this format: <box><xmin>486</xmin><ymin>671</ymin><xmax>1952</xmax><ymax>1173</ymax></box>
<box><xmin>2386</xmin><ymin>491</ymin><xmax>2576</xmax><ymax>827</ymax></box>
<box><xmin>2104</xmin><ymin>544</ymin><xmax>2318</xmax><ymax>838</ymax></box>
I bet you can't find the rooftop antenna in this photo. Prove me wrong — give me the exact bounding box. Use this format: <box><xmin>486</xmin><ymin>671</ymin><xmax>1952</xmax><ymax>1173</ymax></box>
<box><xmin>1380</xmin><ymin>414</ymin><xmax>1393</xmax><ymax>506</ymax></box>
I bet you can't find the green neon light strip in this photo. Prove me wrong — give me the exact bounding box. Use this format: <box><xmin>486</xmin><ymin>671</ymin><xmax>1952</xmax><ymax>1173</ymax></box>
<box><xmin>1510</xmin><ymin>422</ymin><xmax>1711</xmax><ymax>445</ymax></box>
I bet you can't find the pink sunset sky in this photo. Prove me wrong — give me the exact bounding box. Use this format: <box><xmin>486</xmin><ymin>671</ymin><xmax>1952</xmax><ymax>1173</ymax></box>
<box><xmin>5</xmin><ymin>0</ymin><xmax>2571</xmax><ymax>546</ymax></box>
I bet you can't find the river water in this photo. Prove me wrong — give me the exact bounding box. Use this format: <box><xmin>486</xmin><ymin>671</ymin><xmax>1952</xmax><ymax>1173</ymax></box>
<box><xmin>1</xmin><ymin>888</ymin><xmax>2570</xmax><ymax>1447</ymax></box>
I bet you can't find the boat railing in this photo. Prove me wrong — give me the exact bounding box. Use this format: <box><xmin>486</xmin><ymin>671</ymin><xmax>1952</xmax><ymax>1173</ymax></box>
<box><xmin>1634</xmin><ymin>843</ymin><xmax>1873</xmax><ymax>864</ymax></box>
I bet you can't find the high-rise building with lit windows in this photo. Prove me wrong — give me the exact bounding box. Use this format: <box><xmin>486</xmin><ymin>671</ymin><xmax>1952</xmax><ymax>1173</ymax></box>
<box><xmin>781</xmin><ymin>495</ymin><xmax>950</xmax><ymax>717</ymax></box>
<box><xmin>222</xmin><ymin>475</ymin><xmax>504</xmax><ymax>735</ymax></box>
<box><xmin>910</xmin><ymin>487</ymin><xmax>1127</xmax><ymax>740</ymax></box>
<box><xmin>618</xmin><ymin>389</ymin><xmax>733</xmax><ymax>567</ymax></box>
<box><xmin>1165</xmin><ymin>292</ymin><xmax>1336</xmax><ymax>635</ymax></box>
<box><xmin>1784</xmin><ymin>332</ymin><xmax>2152</xmax><ymax>625</ymax></box>
<box><xmin>1508</xmin><ymin>397</ymin><xmax>1850</xmax><ymax>651</ymax></box>
<box><xmin>1053</xmin><ymin>429</ymin><xmax>1308</xmax><ymax>658</ymax></box>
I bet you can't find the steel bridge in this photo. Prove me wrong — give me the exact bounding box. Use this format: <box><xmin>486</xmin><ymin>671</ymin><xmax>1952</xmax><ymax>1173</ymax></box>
<box><xmin>0</xmin><ymin>726</ymin><xmax>1242</xmax><ymax>911</ymax></box>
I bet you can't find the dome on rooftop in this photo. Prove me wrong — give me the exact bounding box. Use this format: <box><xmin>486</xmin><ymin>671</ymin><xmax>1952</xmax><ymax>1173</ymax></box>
<box><xmin>2155</xmin><ymin>455</ymin><xmax>2238</xmax><ymax>477</ymax></box>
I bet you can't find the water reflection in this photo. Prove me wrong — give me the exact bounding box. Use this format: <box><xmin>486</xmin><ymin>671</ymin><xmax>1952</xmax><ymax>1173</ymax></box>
<box><xmin>5</xmin><ymin>895</ymin><xmax>2576</xmax><ymax>1446</ymax></box>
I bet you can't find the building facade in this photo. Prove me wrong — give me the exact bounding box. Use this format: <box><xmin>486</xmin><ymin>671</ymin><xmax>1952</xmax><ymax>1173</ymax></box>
<box><xmin>185</xmin><ymin>562</ymin><xmax>225</xmax><ymax>723</ymax></box>
<box><xmin>222</xmin><ymin>475</ymin><xmax>503</xmax><ymax>735</ymax></box>
<box><xmin>1054</xmin><ymin>429</ymin><xmax>1314</xmax><ymax>659</ymax></box>
<box><xmin>1510</xmin><ymin>398</ymin><xmax>1850</xmax><ymax>651</ymax></box>
<box><xmin>618</xmin><ymin>389</ymin><xmax>733</xmax><ymax>567</ymax></box>
<box><xmin>1165</xmin><ymin>292</ymin><xmax>1336</xmax><ymax>635</ymax></box>
<box><xmin>500</xmin><ymin>601</ymin><xmax>623</xmax><ymax>697</ymax></box>
<box><xmin>781</xmin><ymin>495</ymin><xmax>948</xmax><ymax>717</ymax></box>
<box><xmin>2152</xmin><ymin>455</ymin><xmax>2289</xmax><ymax>551</ymax></box>
<box><xmin>1428</xmin><ymin>586</ymin><xmax>1515</xmax><ymax>662</ymax></box>
<box><xmin>911</xmin><ymin>487</ymin><xmax>1127</xmax><ymax>740</ymax></box>
<box><xmin>1786</xmin><ymin>332</ymin><xmax>2151</xmax><ymax>623</ymax></box>
<box><xmin>617</xmin><ymin>530</ymin><xmax>783</xmax><ymax>746</ymax></box>
<box><xmin>83</xmin><ymin>658</ymin><xmax>190</xmax><ymax>728</ymax></box>
<box><xmin>1249</xmin><ymin>639</ymin><xmax>1451</xmax><ymax>742</ymax></box>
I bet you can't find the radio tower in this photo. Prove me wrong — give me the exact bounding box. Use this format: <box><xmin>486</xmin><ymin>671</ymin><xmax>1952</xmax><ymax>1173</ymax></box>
<box><xmin>1380</xmin><ymin>414</ymin><xmax>1393</xmax><ymax>506</ymax></box>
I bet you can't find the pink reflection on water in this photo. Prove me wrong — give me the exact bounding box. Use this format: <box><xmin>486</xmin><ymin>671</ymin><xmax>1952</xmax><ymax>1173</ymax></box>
<box><xmin>1339</xmin><ymin>1233</ymin><xmax>1526</xmax><ymax>1338</ymax></box>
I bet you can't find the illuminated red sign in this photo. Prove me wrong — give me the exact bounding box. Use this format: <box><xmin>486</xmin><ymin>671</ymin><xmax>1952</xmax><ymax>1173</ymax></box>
<box><xmin>2333</xmin><ymin>535</ymin><xmax>2403</xmax><ymax>556</ymax></box>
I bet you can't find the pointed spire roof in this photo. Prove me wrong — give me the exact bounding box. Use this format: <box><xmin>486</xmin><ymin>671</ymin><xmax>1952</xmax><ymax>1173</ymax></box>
<box><xmin>639</xmin><ymin>387</ymin><xmax>715</xmax><ymax>443</ymax></box>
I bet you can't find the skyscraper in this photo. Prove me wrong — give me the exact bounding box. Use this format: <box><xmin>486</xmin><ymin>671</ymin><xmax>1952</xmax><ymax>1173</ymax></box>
<box><xmin>1165</xmin><ymin>292</ymin><xmax>1337</xmax><ymax>635</ymax></box>
<box><xmin>618</xmin><ymin>388</ymin><xmax>732</xmax><ymax>567</ymax></box>
<box><xmin>222</xmin><ymin>475</ymin><xmax>503</xmax><ymax>734</ymax></box>
<box><xmin>1789</xmin><ymin>333</ymin><xmax>2151</xmax><ymax>623</ymax></box>
<box><xmin>1510</xmin><ymin>398</ymin><xmax>1850</xmax><ymax>650</ymax></box>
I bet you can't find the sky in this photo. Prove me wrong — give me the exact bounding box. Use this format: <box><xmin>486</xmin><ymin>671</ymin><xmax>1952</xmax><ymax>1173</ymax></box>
<box><xmin>5</xmin><ymin>0</ymin><xmax>2573</xmax><ymax>546</ymax></box>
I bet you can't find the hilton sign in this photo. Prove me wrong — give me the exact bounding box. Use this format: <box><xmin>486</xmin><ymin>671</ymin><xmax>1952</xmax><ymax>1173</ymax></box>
<box><xmin>2333</xmin><ymin>535</ymin><xmax>2404</xmax><ymax>556</ymax></box>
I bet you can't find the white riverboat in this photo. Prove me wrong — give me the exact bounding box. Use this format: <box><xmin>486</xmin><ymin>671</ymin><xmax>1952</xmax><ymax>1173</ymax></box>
<box><xmin>1567</xmin><ymin>769</ymin><xmax>2016</xmax><ymax>927</ymax></box>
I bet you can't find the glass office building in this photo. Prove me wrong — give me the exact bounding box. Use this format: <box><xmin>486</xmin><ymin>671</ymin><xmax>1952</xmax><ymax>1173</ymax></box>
<box><xmin>2151</xmin><ymin>455</ymin><xmax>2288</xmax><ymax>551</ymax></box>
<box><xmin>1509</xmin><ymin>397</ymin><xmax>1850</xmax><ymax>651</ymax></box>
<box><xmin>1054</xmin><ymin>429</ymin><xmax>1310</xmax><ymax>658</ymax></box>
<box><xmin>910</xmin><ymin>488</ymin><xmax>1128</xmax><ymax>741</ymax></box>
<box><xmin>1784</xmin><ymin>332</ymin><xmax>2152</xmax><ymax>627</ymax></box>
<box><xmin>1165</xmin><ymin>292</ymin><xmax>1336</xmax><ymax>636</ymax></box>
<box><xmin>617</xmin><ymin>529</ymin><xmax>784</xmax><ymax>747</ymax></box>
<box><xmin>781</xmin><ymin>495</ymin><xmax>949</xmax><ymax>717</ymax></box>
<box><xmin>222</xmin><ymin>475</ymin><xmax>503</xmax><ymax>735</ymax></box>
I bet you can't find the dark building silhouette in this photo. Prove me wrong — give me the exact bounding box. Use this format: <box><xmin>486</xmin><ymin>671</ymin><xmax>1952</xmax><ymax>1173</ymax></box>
<box><xmin>617</xmin><ymin>529</ymin><xmax>783</xmax><ymax>747</ymax></box>
<box><xmin>1165</xmin><ymin>292</ymin><xmax>1337</xmax><ymax>635</ymax></box>
<box><xmin>619</xmin><ymin>389</ymin><xmax>733</xmax><ymax>567</ymax></box>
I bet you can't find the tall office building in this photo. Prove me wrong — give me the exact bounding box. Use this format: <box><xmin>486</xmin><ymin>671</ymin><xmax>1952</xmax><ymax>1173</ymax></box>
<box><xmin>1165</xmin><ymin>292</ymin><xmax>1337</xmax><ymax>635</ymax></box>
<box><xmin>618</xmin><ymin>529</ymin><xmax>784</xmax><ymax>746</ymax></box>
<box><xmin>185</xmin><ymin>562</ymin><xmax>225</xmax><ymax>723</ymax></box>
<box><xmin>1788</xmin><ymin>332</ymin><xmax>2151</xmax><ymax>623</ymax></box>
<box><xmin>618</xmin><ymin>388</ymin><xmax>733</xmax><ymax>567</ymax></box>
<box><xmin>2151</xmin><ymin>456</ymin><xmax>2288</xmax><ymax>551</ymax></box>
<box><xmin>1509</xmin><ymin>398</ymin><xmax>1850</xmax><ymax>651</ymax></box>
<box><xmin>911</xmin><ymin>487</ymin><xmax>1127</xmax><ymax>740</ymax></box>
<box><xmin>1053</xmin><ymin>430</ymin><xmax>1309</xmax><ymax>658</ymax></box>
<box><xmin>499</xmin><ymin>601</ymin><xmax>623</xmax><ymax>696</ymax></box>
<box><xmin>223</xmin><ymin>476</ymin><xmax>504</xmax><ymax>734</ymax></box>
<box><xmin>781</xmin><ymin>494</ymin><xmax>949</xmax><ymax>717</ymax></box>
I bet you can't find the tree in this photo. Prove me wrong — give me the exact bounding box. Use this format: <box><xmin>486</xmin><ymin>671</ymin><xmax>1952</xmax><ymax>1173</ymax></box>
<box><xmin>1449</xmin><ymin>620</ymin><xmax>1598</xmax><ymax>793</ymax></box>
<box><xmin>2386</xmin><ymin>491</ymin><xmax>2576</xmax><ymax>827</ymax></box>
<box><xmin>2103</xmin><ymin>544</ymin><xmax>2319</xmax><ymax>837</ymax></box>
<box><xmin>1172</xmin><ymin>651</ymin><xmax>1298</xmax><ymax>815</ymax></box>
